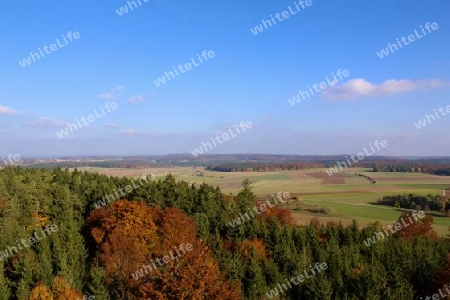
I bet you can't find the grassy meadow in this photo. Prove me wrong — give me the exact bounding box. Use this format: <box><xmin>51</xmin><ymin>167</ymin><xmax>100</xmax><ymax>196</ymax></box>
<box><xmin>77</xmin><ymin>166</ymin><xmax>450</xmax><ymax>235</ymax></box>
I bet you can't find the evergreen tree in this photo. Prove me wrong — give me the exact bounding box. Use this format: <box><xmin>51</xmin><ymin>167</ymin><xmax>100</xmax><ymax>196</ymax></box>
<box><xmin>87</xmin><ymin>263</ymin><xmax>110</xmax><ymax>300</ymax></box>
<box><xmin>0</xmin><ymin>264</ymin><xmax>11</xmax><ymax>300</ymax></box>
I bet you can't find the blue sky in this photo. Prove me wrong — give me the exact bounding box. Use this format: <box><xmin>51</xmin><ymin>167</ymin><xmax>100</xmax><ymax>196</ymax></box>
<box><xmin>0</xmin><ymin>0</ymin><xmax>449</xmax><ymax>156</ymax></box>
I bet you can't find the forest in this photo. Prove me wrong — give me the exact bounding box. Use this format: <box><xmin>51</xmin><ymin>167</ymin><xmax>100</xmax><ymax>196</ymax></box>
<box><xmin>206</xmin><ymin>162</ymin><xmax>324</xmax><ymax>172</ymax></box>
<box><xmin>203</xmin><ymin>157</ymin><xmax>450</xmax><ymax>175</ymax></box>
<box><xmin>372</xmin><ymin>163</ymin><xmax>450</xmax><ymax>175</ymax></box>
<box><xmin>0</xmin><ymin>167</ymin><xmax>449</xmax><ymax>299</ymax></box>
<box><xmin>375</xmin><ymin>194</ymin><xmax>450</xmax><ymax>215</ymax></box>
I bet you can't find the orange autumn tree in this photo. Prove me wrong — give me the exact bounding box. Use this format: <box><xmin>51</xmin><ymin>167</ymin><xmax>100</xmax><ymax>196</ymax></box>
<box><xmin>51</xmin><ymin>277</ymin><xmax>84</xmax><ymax>299</ymax></box>
<box><xmin>85</xmin><ymin>200</ymin><xmax>241</xmax><ymax>299</ymax></box>
<box><xmin>258</xmin><ymin>205</ymin><xmax>294</xmax><ymax>226</ymax></box>
<box><xmin>29</xmin><ymin>285</ymin><xmax>53</xmax><ymax>300</ymax></box>
<box><xmin>235</xmin><ymin>237</ymin><xmax>267</xmax><ymax>262</ymax></box>
<box><xmin>84</xmin><ymin>201</ymin><xmax>159</xmax><ymax>299</ymax></box>
<box><xmin>394</xmin><ymin>211</ymin><xmax>438</xmax><ymax>241</ymax></box>
<box><xmin>28</xmin><ymin>276</ymin><xmax>82</xmax><ymax>300</ymax></box>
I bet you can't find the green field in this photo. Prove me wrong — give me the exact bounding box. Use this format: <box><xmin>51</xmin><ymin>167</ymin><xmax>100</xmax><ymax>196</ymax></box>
<box><xmin>77</xmin><ymin>166</ymin><xmax>450</xmax><ymax>235</ymax></box>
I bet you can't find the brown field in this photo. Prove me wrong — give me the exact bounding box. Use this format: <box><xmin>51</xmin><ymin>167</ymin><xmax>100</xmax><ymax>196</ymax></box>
<box><xmin>286</xmin><ymin>172</ymin><xmax>316</xmax><ymax>180</ymax></box>
<box><xmin>306</xmin><ymin>172</ymin><xmax>346</xmax><ymax>184</ymax></box>
<box><xmin>290</xmin><ymin>212</ymin><xmax>356</xmax><ymax>227</ymax></box>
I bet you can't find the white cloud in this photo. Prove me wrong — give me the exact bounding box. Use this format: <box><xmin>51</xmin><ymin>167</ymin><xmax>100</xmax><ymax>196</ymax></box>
<box><xmin>119</xmin><ymin>129</ymin><xmax>139</xmax><ymax>135</ymax></box>
<box><xmin>127</xmin><ymin>95</ymin><xmax>145</xmax><ymax>105</ymax></box>
<box><xmin>324</xmin><ymin>78</ymin><xmax>448</xmax><ymax>100</ymax></box>
<box><xmin>23</xmin><ymin>117</ymin><xmax>67</xmax><ymax>128</ymax></box>
<box><xmin>103</xmin><ymin>123</ymin><xmax>118</xmax><ymax>128</ymax></box>
<box><xmin>0</xmin><ymin>105</ymin><xmax>19</xmax><ymax>115</ymax></box>
<box><xmin>118</xmin><ymin>129</ymin><xmax>153</xmax><ymax>138</ymax></box>
<box><xmin>98</xmin><ymin>85</ymin><xmax>125</xmax><ymax>100</ymax></box>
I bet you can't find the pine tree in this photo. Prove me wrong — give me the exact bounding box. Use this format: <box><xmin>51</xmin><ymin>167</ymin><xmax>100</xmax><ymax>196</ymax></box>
<box><xmin>242</xmin><ymin>251</ymin><xmax>266</xmax><ymax>299</ymax></box>
<box><xmin>0</xmin><ymin>264</ymin><xmax>11</xmax><ymax>300</ymax></box>
<box><xmin>35</xmin><ymin>238</ymin><xmax>53</xmax><ymax>287</ymax></box>
<box><xmin>86</xmin><ymin>263</ymin><xmax>110</xmax><ymax>300</ymax></box>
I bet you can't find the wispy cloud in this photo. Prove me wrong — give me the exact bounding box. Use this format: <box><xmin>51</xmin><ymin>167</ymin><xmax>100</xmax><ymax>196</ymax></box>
<box><xmin>118</xmin><ymin>129</ymin><xmax>153</xmax><ymax>138</ymax></box>
<box><xmin>22</xmin><ymin>117</ymin><xmax>67</xmax><ymax>128</ymax></box>
<box><xmin>98</xmin><ymin>85</ymin><xmax>125</xmax><ymax>100</ymax></box>
<box><xmin>0</xmin><ymin>105</ymin><xmax>19</xmax><ymax>116</ymax></box>
<box><xmin>103</xmin><ymin>123</ymin><xmax>118</xmax><ymax>128</ymax></box>
<box><xmin>127</xmin><ymin>95</ymin><xmax>145</xmax><ymax>105</ymax></box>
<box><xmin>119</xmin><ymin>129</ymin><xmax>140</xmax><ymax>135</ymax></box>
<box><xmin>324</xmin><ymin>78</ymin><xmax>449</xmax><ymax>100</ymax></box>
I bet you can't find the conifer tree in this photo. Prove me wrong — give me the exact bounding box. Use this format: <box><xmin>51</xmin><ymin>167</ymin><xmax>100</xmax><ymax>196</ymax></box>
<box><xmin>242</xmin><ymin>251</ymin><xmax>266</xmax><ymax>299</ymax></box>
<box><xmin>86</xmin><ymin>263</ymin><xmax>110</xmax><ymax>300</ymax></box>
<box><xmin>35</xmin><ymin>238</ymin><xmax>53</xmax><ymax>287</ymax></box>
<box><xmin>0</xmin><ymin>264</ymin><xmax>11</xmax><ymax>300</ymax></box>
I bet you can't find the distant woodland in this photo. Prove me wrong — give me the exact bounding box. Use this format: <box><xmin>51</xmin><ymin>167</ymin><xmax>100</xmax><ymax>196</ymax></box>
<box><xmin>206</xmin><ymin>162</ymin><xmax>324</xmax><ymax>172</ymax></box>
<box><xmin>375</xmin><ymin>194</ymin><xmax>450</xmax><ymax>215</ymax></box>
<box><xmin>206</xmin><ymin>161</ymin><xmax>450</xmax><ymax>176</ymax></box>
<box><xmin>372</xmin><ymin>163</ymin><xmax>450</xmax><ymax>176</ymax></box>
<box><xmin>0</xmin><ymin>167</ymin><xmax>449</xmax><ymax>299</ymax></box>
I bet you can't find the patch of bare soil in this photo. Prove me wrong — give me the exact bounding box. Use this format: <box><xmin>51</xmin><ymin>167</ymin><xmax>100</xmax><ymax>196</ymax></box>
<box><xmin>306</xmin><ymin>172</ymin><xmax>346</xmax><ymax>184</ymax></box>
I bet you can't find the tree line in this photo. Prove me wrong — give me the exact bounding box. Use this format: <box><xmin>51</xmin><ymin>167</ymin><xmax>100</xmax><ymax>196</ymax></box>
<box><xmin>375</xmin><ymin>193</ymin><xmax>450</xmax><ymax>215</ymax></box>
<box><xmin>206</xmin><ymin>162</ymin><xmax>323</xmax><ymax>172</ymax></box>
<box><xmin>372</xmin><ymin>163</ymin><xmax>450</xmax><ymax>175</ymax></box>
